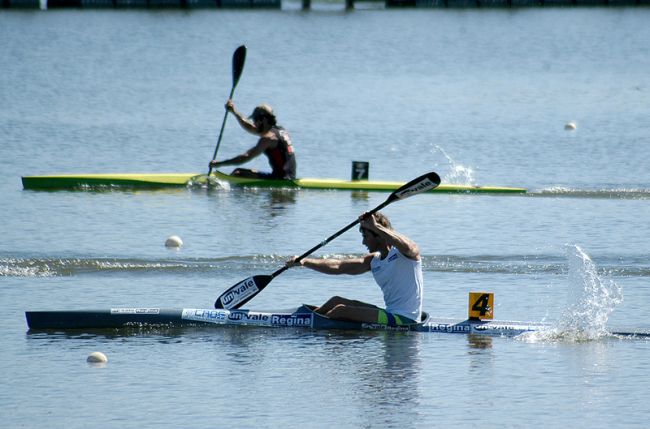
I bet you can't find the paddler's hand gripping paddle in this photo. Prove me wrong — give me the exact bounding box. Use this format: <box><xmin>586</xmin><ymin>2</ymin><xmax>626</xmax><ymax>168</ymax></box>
<box><xmin>208</xmin><ymin>45</ymin><xmax>247</xmax><ymax>177</ymax></box>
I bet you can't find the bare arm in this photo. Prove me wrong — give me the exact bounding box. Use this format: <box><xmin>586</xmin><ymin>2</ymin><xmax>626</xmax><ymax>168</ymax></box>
<box><xmin>226</xmin><ymin>100</ymin><xmax>260</xmax><ymax>135</ymax></box>
<box><xmin>210</xmin><ymin>137</ymin><xmax>272</xmax><ymax>167</ymax></box>
<box><xmin>362</xmin><ymin>215</ymin><xmax>421</xmax><ymax>261</ymax></box>
<box><xmin>287</xmin><ymin>254</ymin><xmax>374</xmax><ymax>275</ymax></box>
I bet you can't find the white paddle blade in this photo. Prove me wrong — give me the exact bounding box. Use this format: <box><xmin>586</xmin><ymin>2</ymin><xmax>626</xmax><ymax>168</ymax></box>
<box><xmin>214</xmin><ymin>275</ymin><xmax>271</xmax><ymax>309</ymax></box>
<box><xmin>392</xmin><ymin>172</ymin><xmax>441</xmax><ymax>200</ymax></box>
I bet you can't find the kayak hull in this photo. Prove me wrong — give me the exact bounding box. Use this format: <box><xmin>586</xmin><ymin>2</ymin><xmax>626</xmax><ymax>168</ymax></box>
<box><xmin>26</xmin><ymin>306</ymin><xmax>649</xmax><ymax>338</ymax></box>
<box><xmin>21</xmin><ymin>171</ymin><xmax>527</xmax><ymax>194</ymax></box>
<box><xmin>25</xmin><ymin>305</ymin><xmax>551</xmax><ymax>337</ymax></box>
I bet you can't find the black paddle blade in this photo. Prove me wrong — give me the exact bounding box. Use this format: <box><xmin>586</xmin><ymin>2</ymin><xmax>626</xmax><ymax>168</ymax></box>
<box><xmin>232</xmin><ymin>45</ymin><xmax>247</xmax><ymax>88</ymax></box>
<box><xmin>214</xmin><ymin>274</ymin><xmax>272</xmax><ymax>309</ymax></box>
<box><xmin>390</xmin><ymin>172</ymin><xmax>441</xmax><ymax>201</ymax></box>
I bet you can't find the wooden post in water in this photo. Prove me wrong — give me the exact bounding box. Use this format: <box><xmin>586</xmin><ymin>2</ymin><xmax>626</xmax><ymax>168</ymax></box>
<box><xmin>302</xmin><ymin>0</ymin><xmax>310</xmax><ymax>8</ymax></box>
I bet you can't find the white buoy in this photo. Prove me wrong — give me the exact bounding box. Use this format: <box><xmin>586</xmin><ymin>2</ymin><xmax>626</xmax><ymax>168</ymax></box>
<box><xmin>564</xmin><ymin>122</ymin><xmax>577</xmax><ymax>130</ymax></box>
<box><xmin>165</xmin><ymin>235</ymin><xmax>183</xmax><ymax>248</ymax></box>
<box><xmin>87</xmin><ymin>351</ymin><xmax>108</xmax><ymax>363</ymax></box>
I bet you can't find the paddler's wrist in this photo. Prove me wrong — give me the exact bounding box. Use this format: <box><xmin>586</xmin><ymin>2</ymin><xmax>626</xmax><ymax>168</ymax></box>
<box><xmin>286</xmin><ymin>256</ymin><xmax>304</xmax><ymax>268</ymax></box>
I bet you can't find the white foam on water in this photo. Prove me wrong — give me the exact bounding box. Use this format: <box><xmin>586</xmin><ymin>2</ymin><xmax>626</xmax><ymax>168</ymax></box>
<box><xmin>0</xmin><ymin>258</ymin><xmax>55</xmax><ymax>277</ymax></box>
<box><xmin>186</xmin><ymin>175</ymin><xmax>230</xmax><ymax>190</ymax></box>
<box><xmin>518</xmin><ymin>245</ymin><xmax>623</xmax><ymax>343</ymax></box>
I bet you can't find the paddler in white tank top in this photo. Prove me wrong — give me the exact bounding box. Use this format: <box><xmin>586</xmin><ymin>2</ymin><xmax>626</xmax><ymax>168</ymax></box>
<box><xmin>286</xmin><ymin>212</ymin><xmax>423</xmax><ymax>326</ymax></box>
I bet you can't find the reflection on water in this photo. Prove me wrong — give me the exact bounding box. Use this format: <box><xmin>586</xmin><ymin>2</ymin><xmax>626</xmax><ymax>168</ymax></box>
<box><xmin>316</xmin><ymin>331</ymin><xmax>423</xmax><ymax>427</ymax></box>
<box><xmin>465</xmin><ymin>334</ymin><xmax>495</xmax><ymax>380</ymax></box>
<box><xmin>265</xmin><ymin>189</ymin><xmax>297</xmax><ymax>216</ymax></box>
<box><xmin>467</xmin><ymin>334</ymin><xmax>493</xmax><ymax>351</ymax></box>
<box><xmin>26</xmin><ymin>325</ymin><xmax>424</xmax><ymax>425</ymax></box>
<box><xmin>350</xmin><ymin>190</ymin><xmax>370</xmax><ymax>202</ymax></box>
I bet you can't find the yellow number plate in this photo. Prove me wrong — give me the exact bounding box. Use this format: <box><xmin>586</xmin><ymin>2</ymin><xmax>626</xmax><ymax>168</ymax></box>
<box><xmin>468</xmin><ymin>292</ymin><xmax>494</xmax><ymax>320</ymax></box>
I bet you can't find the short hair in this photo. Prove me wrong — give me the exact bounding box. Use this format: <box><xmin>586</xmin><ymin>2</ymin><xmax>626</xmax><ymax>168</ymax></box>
<box><xmin>250</xmin><ymin>104</ymin><xmax>277</xmax><ymax>127</ymax></box>
<box><xmin>373</xmin><ymin>212</ymin><xmax>392</xmax><ymax>230</ymax></box>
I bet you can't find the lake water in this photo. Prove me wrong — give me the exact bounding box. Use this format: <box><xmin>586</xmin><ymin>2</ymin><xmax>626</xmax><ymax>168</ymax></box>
<box><xmin>1</xmin><ymin>7</ymin><xmax>650</xmax><ymax>428</ymax></box>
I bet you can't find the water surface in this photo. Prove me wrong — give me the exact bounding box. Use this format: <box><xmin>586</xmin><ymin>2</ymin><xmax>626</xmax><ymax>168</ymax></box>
<box><xmin>1</xmin><ymin>8</ymin><xmax>650</xmax><ymax>428</ymax></box>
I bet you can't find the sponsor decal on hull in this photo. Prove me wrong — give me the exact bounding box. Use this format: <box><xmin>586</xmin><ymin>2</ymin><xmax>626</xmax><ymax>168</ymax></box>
<box><xmin>111</xmin><ymin>308</ymin><xmax>160</xmax><ymax>315</ymax></box>
<box><xmin>182</xmin><ymin>309</ymin><xmax>229</xmax><ymax>323</ymax></box>
<box><xmin>428</xmin><ymin>323</ymin><xmax>472</xmax><ymax>334</ymax></box>
<box><xmin>181</xmin><ymin>309</ymin><xmax>313</xmax><ymax>327</ymax></box>
<box><xmin>426</xmin><ymin>321</ymin><xmax>537</xmax><ymax>335</ymax></box>
<box><xmin>270</xmin><ymin>314</ymin><xmax>312</xmax><ymax>327</ymax></box>
<box><xmin>361</xmin><ymin>322</ymin><xmax>412</xmax><ymax>332</ymax></box>
<box><xmin>472</xmin><ymin>323</ymin><xmax>536</xmax><ymax>334</ymax></box>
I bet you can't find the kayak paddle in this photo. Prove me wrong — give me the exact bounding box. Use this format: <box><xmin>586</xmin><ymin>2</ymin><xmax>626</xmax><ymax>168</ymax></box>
<box><xmin>214</xmin><ymin>171</ymin><xmax>441</xmax><ymax>309</ymax></box>
<box><xmin>208</xmin><ymin>45</ymin><xmax>247</xmax><ymax>177</ymax></box>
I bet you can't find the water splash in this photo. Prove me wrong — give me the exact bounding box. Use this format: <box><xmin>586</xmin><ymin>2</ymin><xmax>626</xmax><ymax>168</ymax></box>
<box><xmin>519</xmin><ymin>245</ymin><xmax>623</xmax><ymax>342</ymax></box>
<box><xmin>186</xmin><ymin>174</ymin><xmax>230</xmax><ymax>190</ymax></box>
<box><xmin>0</xmin><ymin>258</ymin><xmax>55</xmax><ymax>277</ymax></box>
<box><xmin>431</xmin><ymin>144</ymin><xmax>475</xmax><ymax>186</ymax></box>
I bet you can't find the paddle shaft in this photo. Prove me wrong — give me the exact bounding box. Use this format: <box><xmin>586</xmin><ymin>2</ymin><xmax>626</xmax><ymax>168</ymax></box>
<box><xmin>269</xmin><ymin>196</ymin><xmax>396</xmax><ymax>279</ymax></box>
<box><xmin>208</xmin><ymin>45</ymin><xmax>247</xmax><ymax>176</ymax></box>
<box><xmin>214</xmin><ymin>171</ymin><xmax>441</xmax><ymax>309</ymax></box>
<box><xmin>267</xmin><ymin>171</ymin><xmax>441</xmax><ymax>280</ymax></box>
<box><xmin>209</xmin><ymin>86</ymin><xmax>236</xmax><ymax>169</ymax></box>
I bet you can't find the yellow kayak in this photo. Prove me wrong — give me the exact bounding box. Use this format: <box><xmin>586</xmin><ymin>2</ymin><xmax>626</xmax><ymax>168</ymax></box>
<box><xmin>21</xmin><ymin>170</ymin><xmax>526</xmax><ymax>194</ymax></box>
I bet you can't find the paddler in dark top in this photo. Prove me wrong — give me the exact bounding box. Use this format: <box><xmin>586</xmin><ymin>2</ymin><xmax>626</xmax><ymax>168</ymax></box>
<box><xmin>209</xmin><ymin>100</ymin><xmax>297</xmax><ymax>180</ymax></box>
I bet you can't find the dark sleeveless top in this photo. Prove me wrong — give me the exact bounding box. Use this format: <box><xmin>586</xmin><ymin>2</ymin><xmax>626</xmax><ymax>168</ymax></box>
<box><xmin>264</xmin><ymin>127</ymin><xmax>296</xmax><ymax>179</ymax></box>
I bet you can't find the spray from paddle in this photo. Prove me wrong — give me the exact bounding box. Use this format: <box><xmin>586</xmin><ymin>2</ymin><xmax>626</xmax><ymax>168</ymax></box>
<box><xmin>519</xmin><ymin>245</ymin><xmax>623</xmax><ymax>342</ymax></box>
<box><xmin>186</xmin><ymin>175</ymin><xmax>230</xmax><ymax>190</ymax></box>
<box><xmin>431</xmin><ymin>144</ymin><xmax>475</xmax><ymax>186</ymax></box>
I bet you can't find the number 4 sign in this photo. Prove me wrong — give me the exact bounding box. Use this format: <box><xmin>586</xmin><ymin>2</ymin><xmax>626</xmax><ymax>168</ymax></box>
<box><xmin>469</xmin><ymin>292</ymin><xmax>494</xmax><ymax>320</ymax></box>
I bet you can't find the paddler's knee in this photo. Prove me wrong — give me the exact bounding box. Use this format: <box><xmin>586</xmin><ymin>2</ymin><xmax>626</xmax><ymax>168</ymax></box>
<box><xmin>231</xmin><ymin>168</ymin><xmax>259</xmax><ymax>178</ymax></box>
<box><xmin>325</xmin><ymin>304</ymin><xmax>348</xmax><ymax>319</ymax></box>
<box><xmin>323</xmin><ymin>296</ymin><xmax>345</xmax><ymax>306</ymax></box>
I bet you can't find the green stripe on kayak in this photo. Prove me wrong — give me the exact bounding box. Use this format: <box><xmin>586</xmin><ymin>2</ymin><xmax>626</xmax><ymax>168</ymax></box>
<box><xmin>21</xmin><ymin>173</ymin><xmax>196</xmax><ymax>189</ymax></box>
<box><xmin>21</xmin><ymin>171</ymin><xmax>526</xmax><ymax>194</ymax></box>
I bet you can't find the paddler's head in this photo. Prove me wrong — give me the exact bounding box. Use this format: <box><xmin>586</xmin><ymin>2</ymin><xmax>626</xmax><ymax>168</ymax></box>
<box><xmin>359</xmin><ymin>212</ymin><xmax>392</xmax><ymax>253</ymax></box>
<box><xmin>249</xmin><ymin>104</ymin><xmax>276</xmax><ymax>131</ymax></box>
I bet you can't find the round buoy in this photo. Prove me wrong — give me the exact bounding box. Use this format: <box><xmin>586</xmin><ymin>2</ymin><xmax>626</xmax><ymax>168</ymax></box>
<box><xmin>564</xmin><ymin>122</ymin><xmax>576</xmax><ymax>130</ymax></box>
<box><xmin>87</xmin><ymin>351</ymin><xmax>108</xmax><ymax>363</ymax></box>
<box><xmin>165</xmin><ymin>235</ymin><xmax>183</xmax><ymax>248</ymax></box>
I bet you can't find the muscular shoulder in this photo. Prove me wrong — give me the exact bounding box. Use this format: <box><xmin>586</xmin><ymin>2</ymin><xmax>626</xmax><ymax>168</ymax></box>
<box><xmin>251</xmin><ymin>133</ymin><xmax>277</xmax><ymax>153</ymax></box>
<box><xmin>258</xmin><ymin>132</ymin><xmax>279</xmax><ymax>149</ymax></box>
<box><xmin>395</xmin><ymin>245</ymin><xmax>421</xmax><ymax>262</ymax></box>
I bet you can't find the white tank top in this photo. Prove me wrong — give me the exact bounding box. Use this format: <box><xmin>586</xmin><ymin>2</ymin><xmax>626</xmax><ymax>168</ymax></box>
<box><xmin>370</xmin><ymin>247</ymin><xmax>424</xmax><ymax>321</ymax></box>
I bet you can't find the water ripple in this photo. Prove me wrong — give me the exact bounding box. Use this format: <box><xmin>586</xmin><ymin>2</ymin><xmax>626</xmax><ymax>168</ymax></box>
<box><xmin>2</xmin><ymin>254</ymin><xmax>648</xmax><ymax>278</ymax></box>
<box><xmin>529</xmin><ymin>187</ymin><xmax>650</xmax><ymax>200</ymax></box>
